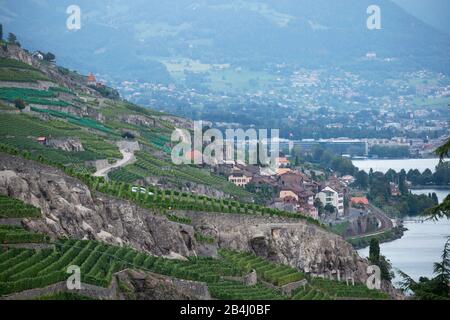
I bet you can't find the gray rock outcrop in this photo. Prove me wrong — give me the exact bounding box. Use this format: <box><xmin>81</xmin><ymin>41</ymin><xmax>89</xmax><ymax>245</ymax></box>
<box><xmin>184</xmin><ymin>212</ymin><xmax>372</xmax><ymax>284</ymax></box>
<box><xmin>0</xmin><ymin>153</ymin><xmax>197</xmax><ymax>257</ymax></box>
<box><xmin>45</xmin><ymin>138</ymin><xmax>84</xmax><ymax>152</ymax></box>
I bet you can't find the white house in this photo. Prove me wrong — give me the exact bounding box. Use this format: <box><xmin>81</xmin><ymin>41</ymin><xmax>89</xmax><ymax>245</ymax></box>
<box><xmin>316</xmin><ymin>186</ymin><xmax>344</xmax><ymax>216</ymax></box>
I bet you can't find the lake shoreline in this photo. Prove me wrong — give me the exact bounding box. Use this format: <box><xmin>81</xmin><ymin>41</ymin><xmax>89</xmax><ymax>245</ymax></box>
<box><xmin>409</xmin><ymin>185</ymin><xmax>450</xmax><ymax>190</ymax></box>
<box><xmin>350</xmin><ymin>225</ymin><xmax>407</xmax><ymax>250</ymax></box>
<box><xmin>352</xmin><ymin>158</ymin><xmax>441</xmax><ymax>174</ymax></box>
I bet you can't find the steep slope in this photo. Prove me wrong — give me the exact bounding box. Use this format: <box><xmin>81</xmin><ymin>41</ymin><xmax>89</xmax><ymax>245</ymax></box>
<box><xmin>0</xmin><ymin>43</ymin><xmax>252</xmax><ymax>200</ymax></box>
<box><xmin>0</xmin><ymin>40</ymin><xmax>401</xmax><ymax>299</ymax></box>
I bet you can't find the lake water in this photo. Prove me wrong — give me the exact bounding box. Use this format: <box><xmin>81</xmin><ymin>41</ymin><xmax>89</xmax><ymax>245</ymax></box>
<box><xmin>352</xmin><ymin>158</ymin><xmax>441</xmax><ymax>173</ymax></box>
<box><xmin>358</xmin><ymin>218</ymin><xmax>450</xmax><ymax>283</ymax></box>
<box><xmin>358</xmin><ymin>187</ymin><xmax>449</xmax><ymax>284</ymax></box>
<box><xmin>352</xmin><ymin>158</ymin><xmax>450</xmax><ymax>284</ymax></box>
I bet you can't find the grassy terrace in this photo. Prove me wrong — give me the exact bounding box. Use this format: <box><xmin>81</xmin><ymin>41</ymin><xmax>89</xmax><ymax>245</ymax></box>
<box><xmin>82</xmin><ymin>175</ymin><xmax>319</xmax><ymax>224</ymax></box>
<box><xmin>0</xmin><ymin>225</ymin><xmax>49</xmax><ymax>245</ymax></box>
<box><xmin>220</xmin><ymin>250</ymin><xmax>304</xmax><ymax>286</ymax></box>
<box><xmin>0</xmin><ymin>88</ymin><xmax>71</xmax><ymax>107</ymax></box>
<box><xmin>0</xmin><ymin>113</ymin><xmax>121</xmax><ymax>165</ymax></box>
<box><xmin>0</xmin><ymin>239</ymin><xmax>280</xmax><ymax>298</ymax></box>
<box><xmin>0</xmin><ymin>237</ymin><xmax>388</xmax><ymax>300</ymax></box>
<box><xmin>310</xmin><ymin>278</ymin><xmax>388</xmax><ymax>300</ymax></box>
<box><xmin>31</xmin><ymin>107</ymin><xmax>115</xmax><ymax>134</ymax></box>
<box><xmin>110</xmin><ymin>151</ymin><xmax>253</xmax><ymax>200</ymax></box>
<box><xmin>0</xmin><ymin>196</ymin><xmax>48</xmax><ymax>244</ymax></box>
<box><xmin>0</xmin><ymin>194</ymin><xmax>41</xmax><ymax>219</ymax></box>
<box><xmin>0</xmin><ymin>58</ymin><xmax>50</xmax><ymax>83</ymax></box>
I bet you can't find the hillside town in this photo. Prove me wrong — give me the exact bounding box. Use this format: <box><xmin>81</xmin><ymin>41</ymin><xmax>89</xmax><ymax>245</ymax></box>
<box><xmin>214</xmin><ymin>156</ymin><xmax>351</xmax><ymax>222</ymax></box>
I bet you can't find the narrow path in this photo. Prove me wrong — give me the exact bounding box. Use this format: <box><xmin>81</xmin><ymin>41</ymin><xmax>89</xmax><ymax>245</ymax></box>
<box><xmin>93</xmin><ymin>148</ymin><xmax>136</xmax><ymax>178</ymax></box>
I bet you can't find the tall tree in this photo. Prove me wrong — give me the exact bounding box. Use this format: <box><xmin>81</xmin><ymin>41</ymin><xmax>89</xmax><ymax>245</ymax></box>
<box><xmin>0</xmin><ymin>23</ymin><xmax>3</xmax><ymax>41</ymax></box>
<box><xmin>398</xmin><ymin>169</ymin><xmax>408</xmax><ymax>195</ymax></box>
<box><xmin>425</xmin><ymin>137</ymin><xmax>450</xmax><ymax>219</ymax></box>
<box><xmin>7</xmin><ymin>32</ymin><xmax>17</xmax><ymax>44</ymax></box>
<box><xmin>369</xmin><ymin>238</ymin><xmax>393</xmax><ymax>281</ymax></box>
<box><xmin>355</xmin><ymin>170</ymin><xmax>369</xmax><ymax>189</ymax></box>
<box><xmin>399</xmin><ymin>237</ymin><xmax>450</xmax><ymax>299</ymax></box>
<box><xmin>369</xmin><ymin>238</ymin><xmax>380</xmax><ymax>264</ymax></box>
<box><xmin>43</xmin><ymin>52</ymin><xmax>56</xmax><ymax>62</ymax></box>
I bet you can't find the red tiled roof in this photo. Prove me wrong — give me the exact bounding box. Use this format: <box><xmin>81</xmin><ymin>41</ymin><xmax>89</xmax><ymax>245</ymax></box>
<box><xmin>351</xmin><ymin>197</ymin><xmax>369</xmax><ymax>205</ymax></box>
<box><xmin>87</xmin><ymin>73</ymin><xmax>96</xmax><ymax>82</ymax></box>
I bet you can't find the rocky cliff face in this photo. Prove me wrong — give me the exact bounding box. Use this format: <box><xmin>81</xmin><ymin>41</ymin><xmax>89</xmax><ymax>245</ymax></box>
<box><xmin>116</xmin><ymin>270</ymin><xmax>211</xmax><ymax>300</ymax></box>
<box><xmin>184</xmin><ymin>212</ymin><xmax>371</xmax><ymax>284</ymax></box>
<box><xmin>46</xmin><ymin>138</ymin><xmax>85</xmax><ymax>152</ymax></box>
<box><xmin>0</xmin><ymin>153</ymin><xmax>197</xmax><ymax>257</ymax></box>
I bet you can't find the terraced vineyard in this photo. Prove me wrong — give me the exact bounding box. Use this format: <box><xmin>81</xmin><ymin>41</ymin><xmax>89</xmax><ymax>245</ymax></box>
<box><xmin>0</xmin><ymin>58</ymin><xmax>51</xmax><ymax>83</ymax></box>
<box><xmin>0</xmin><ymin>88</ymin><xmax>70</xmax><ymax>107</ymax></box>
<box><xmin>0</xmin><ymin>68</ymin><xmax>50</xmax><ymax>83</ymax></box>
<box><xmin>110</xmin><ymin>151</ymin><xmax>253</xmax><ymax>200</ymax></box>
<box><xmin>220</xmin><ymin>250</ymin><xmax>304</xmax><ymax>286</ymax></box>
<box><xmin>0</xmin><ymin>225</ymin><xmax>49</xmax><ymax>244</ymax></box>
<box><xmin>0</xmin><ymin>194</ymin><xmax>41</xmax><ymax>218</ymax></box>
<box><xmin>291</xmin><ymin>286</ymin><xmax>331</xmax><ymax>300</ymax></box>
<box><xmin>0</xmin><ymin>58</ymin><xmax>39</xmax><ymax>70</ymax></box>
<box><xmin>310</xmin><ymin>278</ymin><xmax>388</xmax><ymax>300</ymax></box>
<box><xmin>0</xmin><ymin>238</ymin><xmax>389</xmax><ymax>300</ymax></box>
<box><xmin>0</xmin><ymin>113</ymin><xmax>121</xmax><ymax>165</ymax></box>
<box><xmin>79</xmin><ymin>175</ymin><xmax>319</xmax><ymax>224</ymax></box>
<box><xmin>208</xmin><ymin>281</ymin><xmax>284</xmax><ymax>300</ymax></box>
<box><xmin>31</xmin><ymin>108</ymin><xmax>115</xmax><ymax>134</ymax></box>
<box><xmin>0</xmin><ymin>240</ymin><xmax>283</xmax><ymax>299</ymax></box>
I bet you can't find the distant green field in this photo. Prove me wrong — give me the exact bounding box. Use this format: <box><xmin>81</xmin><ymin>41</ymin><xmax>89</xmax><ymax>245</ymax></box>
<box><xmin>207</xmin><ymin>68</ymin><xmax>278</xmax><ymax>93</ymax></box>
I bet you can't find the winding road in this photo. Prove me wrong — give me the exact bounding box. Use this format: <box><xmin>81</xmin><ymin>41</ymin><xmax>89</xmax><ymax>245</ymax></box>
<box><xmin>93</xmin><ymin>148</ymin><xmax>136</xmax><ymax>178</ymax></box>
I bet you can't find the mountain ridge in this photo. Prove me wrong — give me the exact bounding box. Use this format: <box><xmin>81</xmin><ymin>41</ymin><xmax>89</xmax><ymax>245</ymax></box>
<box><xmin>1</xmin><ymin>0</ymin><xmax>449</xmax><ymax>84</ymax></box>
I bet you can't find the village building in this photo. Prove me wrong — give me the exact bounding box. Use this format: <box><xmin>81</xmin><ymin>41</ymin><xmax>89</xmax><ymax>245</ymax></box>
<box><xmin>390</xmin><ymin>182</ymin><xmax>401</xmax><ymax>196</ymax></box>
<box><xmin>37</xmin><ymin>136</ymin><xmax>47</xmax><ymax>144</ymax></box>
<box><xmin>340</xmin><ymin>175</ymin><xmax>355</xmax><ymax>186</ymax></box>
<box><xmin>316</xmin><ymin>186</ymin><xmax>344</xmax><ymax>216</ymax></box>
<box><xmin>87</xmin><ymin>73</ymin><xmax>97</xmax><ymax>86</ymax></box>
<box><xmin>32</xmin><ymin>51</ymin><xmax>44</xmax><ymax>60</ymax></box>
<box><xmin>350</xmin><ymin>197</ymin><xmax>369</xmax><ymax>208</ymax></box>
<box><xmin>276</xmin><ymin>157</ymin><xmax>290</xmax><ymax>168</ymax></box>
<box><xmin>276</xmin><ymin>168</ymin><xmax>292</xmax><ymax>176</ymax></box>
<box><xmin>228</xmin><ymin>172</ymin><xmax>252</xmax><ymax>187</ymax></box>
